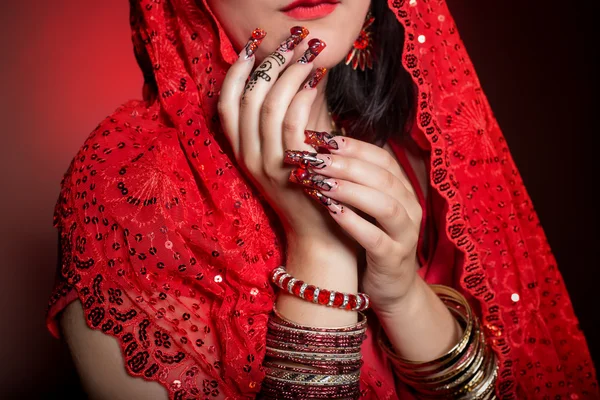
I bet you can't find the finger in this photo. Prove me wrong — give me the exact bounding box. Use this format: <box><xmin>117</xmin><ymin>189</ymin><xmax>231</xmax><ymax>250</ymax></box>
<box><xmin>271</xmin><ymin>67</ymin><xmax>327</xmax><ymax>162</ymax></box>
<box><xmin>217</xmin><ymin>29</ymin><xmax>266</xmax><ymax>158</ymax></box>
<box><xmin>283</xmin><ymin>151</ymin><xmax>421</xmax><ymax>223</ymax></box>
<box><xmin>304</xmin><ymin>189</ymin><xmax>395</xmax><ymax>259</ymax></box>
<box><xmin>292</xmin><ymin>172</ymin><xmax>414</xmax><ymax>240</ymax></box>
<box><xmin>260</xmin><ymin>65</ymin><xmax>325</xmax><ymax>167</ymax></box>
<box><xmin>304</xmin><ymin>134</ymin><xmax>404</xmax><ymax>180</ymax></box>
<box><xmin>238</xmin><ymin>26</ymin><xmax>311</xmax><ymax>164</ymax></box>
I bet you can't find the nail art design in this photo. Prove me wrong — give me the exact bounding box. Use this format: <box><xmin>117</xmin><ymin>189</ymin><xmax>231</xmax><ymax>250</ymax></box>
<box><xmin>297</xmin><ymin>39</ymin><xmax>327</xmax><ymax>64</ymax></box>
<box><xmin>241</xmin><ymin>28</ymin><xmax>267</xmax><ymax>59</ymax></box>
<box><xmin>304</xmin><ymin>189</ymin><xmax>345</xmax><ymax>214</ymax></box>
<box><xmin>284</xmin><ymin>150</ymin><xmax>331</xmax><ymax>169</ymax></box>
<box><xmin>304</xmin><ymin>67</ymin><xmax>327</xmax><ymax>90</ymax></box>
<box><xmin>304</xmin><ymin>130</ymin><xmax>342</xmax><ymax>150</ymax></box>
<box><xmin>277</xmin><ymin>26</ymin><xmax>309</xmax><ymax>53</ymax></box>
<box><xmin>290</xmin><ymin>168</ymin><xmax>338</xmax><ymax>191</ymax></box>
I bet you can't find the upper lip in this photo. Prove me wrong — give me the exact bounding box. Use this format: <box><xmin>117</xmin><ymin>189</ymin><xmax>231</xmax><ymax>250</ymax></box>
<box><xmin>281</xmin><ymin>0</ymin><xmax>340</xmax><ymax>12</ymax></box>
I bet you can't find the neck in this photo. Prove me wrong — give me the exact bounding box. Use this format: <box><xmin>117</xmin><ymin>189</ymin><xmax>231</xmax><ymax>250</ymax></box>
<box><xmin>305</xmin><ymin>79</ymin><xmax>333</xmax><ymax>133</ymax></box>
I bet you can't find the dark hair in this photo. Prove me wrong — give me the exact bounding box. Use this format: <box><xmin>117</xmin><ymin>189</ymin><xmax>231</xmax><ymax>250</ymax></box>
<box><xmin>326</xmin><ymin>1</ymin><xmax>415</xmax><ymax>146</ymax></box>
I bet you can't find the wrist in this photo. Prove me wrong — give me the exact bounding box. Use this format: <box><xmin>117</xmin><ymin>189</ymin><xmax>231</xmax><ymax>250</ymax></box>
<box><xmin>284</xmin><ymin>234</ymin><xmax>358</xmax><ymax>289</ymax></box>
<box><xmin>372</xmin><ymin>275</ymin><xmax>427</xmax><ymax>321</ymax></box>
<box><xmin>276</xmin><ymin>236</ymin><xmax>360</xmax><ymax>327</ymax></box>
<box><xmin>363</xmin><ymin>257</ymin><xmax>421</xmax><ymax>312</ymax></box>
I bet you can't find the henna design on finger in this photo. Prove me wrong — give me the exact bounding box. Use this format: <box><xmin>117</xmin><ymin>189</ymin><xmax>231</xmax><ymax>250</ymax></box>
<box><xmin>267</xmin><ymin>51</ymin><xmax>286</xmax><ymax>67</ymax></box>
<box><xmin>254</xmin><ymin>69</ymin><xmax>272</xmax><ymax>82</ymax></box>
<box><xmin>304</xmin><ymin>130</ymin><xmax>342</xmax><ymax>150</ymax></box>
<box><xmin>297</xmin><ymin>39</ymin><xmax>327</xmax><ymax>64</ymax></box>
<box><xmin>289</xmin><ymin>168</ymin><xmax>338</xmax><ymax>191</ymax></box>
<box><xmin>240</xmin><ymin>28</ymin><xmax>309</xmax><ymax>96</ymax></box>
<box><xmin>277</xmin><ymin>26</ymin><xmax>309</xmax><ymax>53</ymax></box>
<box><xmin>304</xmin><ymin>67</ymin><xmax>327</xmax><ymax>90</ymax></box>
<box><xmin>241</xmin><ymin>28</ymin><xmax>267</xmax><ymax>60</ymax></box>
<box><xmin>243</xmin><ymin>59</ymin><xmax>274</xmax><ymax>94</ymax></box>
<box><xmin>304</xmin><ymin>188</ymin><xmax>345</xmax><ymax>214</ymax></box>
<box><xmin>284</xmin><ymin>150</ymin><xmax>331</xmax><ymax>169</ymax></box>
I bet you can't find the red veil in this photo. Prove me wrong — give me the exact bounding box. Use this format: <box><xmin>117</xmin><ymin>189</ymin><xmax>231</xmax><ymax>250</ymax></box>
<box><xmin>46</xmin><ymin>0</ymin><xmax>598</xmax><ymax>398</ymax></box>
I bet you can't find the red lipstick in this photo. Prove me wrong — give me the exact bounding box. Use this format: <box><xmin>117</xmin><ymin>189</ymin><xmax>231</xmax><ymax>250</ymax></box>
<box><xmin>281</xmin><ymin>0</ymin><xmax>340</xmax><ymax>20</ymax></box>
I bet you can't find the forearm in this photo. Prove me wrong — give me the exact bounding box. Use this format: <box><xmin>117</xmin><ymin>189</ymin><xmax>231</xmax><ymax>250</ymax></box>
<box><xmin>375</xmin><ymin>275</ymin><xmax>463</xmax><ymax>362</ymax></box>
<box><xmin>276</xmin><ymin>233</ymin><xmax>359</xmax><ymax>327</ymax></box>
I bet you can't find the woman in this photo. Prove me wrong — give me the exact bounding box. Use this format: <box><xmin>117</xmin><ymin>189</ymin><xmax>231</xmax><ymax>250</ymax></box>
<box><xmin>46</xmin><ymin>0</ymin><xmax>598</xmax><ymax>399</ymax></box>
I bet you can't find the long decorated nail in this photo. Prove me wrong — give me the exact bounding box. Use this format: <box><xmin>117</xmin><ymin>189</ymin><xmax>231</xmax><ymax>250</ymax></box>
<box><xmin>305</xmin><ymin>189</ymin><xmax>345</xmax><ymax>214</ymax></box>
<box><xmin>284</xmin><ymin>150</ymin><xmax>332</xmax><ymax>169</ymax></box>
<box><xmin>304</xmin><ymin>67</ymin><xmax>328</xmax><ymax>90</ymax></box>
<box><xmin>290</xmin><ymin>168</ymin><xmax>338</xmax><ymax>191</ymax></box>
<box><xmin>297</xmin><ymin>39</ymin><xmax>327</xmax><ymax>64</ymax></box>
<box><xmin>304</xmin><ymin>130</ymin><xmax>343</xmax><ymax>151</ymax></box>
<box><xmin>241</xmin><ymin>28</ymin><xmax>267</xmax><ymax>60</ymax></box>
<box><xmin>277</xmin><ymin>26</ymin><xmax>309</xmax><ymax>53</ymax></box>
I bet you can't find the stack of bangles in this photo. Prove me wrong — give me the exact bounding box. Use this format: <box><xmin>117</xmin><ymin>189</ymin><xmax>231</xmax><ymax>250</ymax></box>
<box><xmin>378</xmin><ymin>285</ymin><xmax>499</xmax><ymax>399</ymax></box>
<box><xmin>265</xmin><ymin>267</ymin><xmax>499</xmax><ymax>399</ymax></box>
<box><xmin>263</xmin><ymin>266</ymin><xmax>369</xmax><ymax>399</ymax></box>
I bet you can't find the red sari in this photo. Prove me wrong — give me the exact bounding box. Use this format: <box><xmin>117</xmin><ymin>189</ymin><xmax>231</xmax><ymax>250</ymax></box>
<box><xmin>46</xmin><ymin>0</ymin><xmax>598</xmax><ymax>398</ymax></box>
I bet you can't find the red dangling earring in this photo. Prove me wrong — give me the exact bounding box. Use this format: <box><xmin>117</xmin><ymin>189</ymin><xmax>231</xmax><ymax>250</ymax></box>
<box><xmin>345</xmin><ymin>12</ymin><xmax>375</xmax><ymax>71</ymax></box>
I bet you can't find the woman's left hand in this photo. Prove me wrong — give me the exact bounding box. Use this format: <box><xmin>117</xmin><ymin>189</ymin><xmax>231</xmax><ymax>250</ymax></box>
<box><xmin>284</xmin><ymin>132</ymin><xmax>423</xmax><ymax>313</ymax></box>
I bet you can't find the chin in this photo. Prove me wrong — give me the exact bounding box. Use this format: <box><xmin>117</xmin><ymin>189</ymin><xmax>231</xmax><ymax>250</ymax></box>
<box><xmin>310</xmin><ymin>50</ymin><xmax>347</xmax><ymax>70</ymax></box>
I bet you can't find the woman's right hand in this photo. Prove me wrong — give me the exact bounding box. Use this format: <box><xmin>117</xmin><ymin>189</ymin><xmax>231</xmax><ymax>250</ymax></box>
<box><xmin>218</xmin><ymin>27</ymin><xmax>336</xmax><ymax>240</ymax></box>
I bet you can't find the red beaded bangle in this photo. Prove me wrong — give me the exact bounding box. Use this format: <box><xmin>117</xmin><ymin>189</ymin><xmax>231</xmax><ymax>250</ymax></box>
<box><xmin>270</xmin><ymin>266</ymin><xmax>370</xmax><ymax>311</ymax></box>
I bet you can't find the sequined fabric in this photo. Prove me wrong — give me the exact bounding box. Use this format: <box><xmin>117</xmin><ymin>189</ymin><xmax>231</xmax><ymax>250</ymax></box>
<box><xmin>46</xmin><ymin>0</ymin><xmax>598</xmax><ymax>398</ymax></box>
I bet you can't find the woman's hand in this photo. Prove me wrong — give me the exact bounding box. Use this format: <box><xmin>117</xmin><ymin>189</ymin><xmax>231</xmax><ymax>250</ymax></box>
<box><xmin>218</xmin><ymin>28</ymin><xmax>337</xmax><ymax>241</ymax></box>
<box><xmin>220</xmin><ymin>28</ymin><xmax>361</xmax><ymax>327</ymax></box>
<box><xmin>285</xmin><ymin>134</ymin><xmax>423</xmax><ymax>311</ymax></box>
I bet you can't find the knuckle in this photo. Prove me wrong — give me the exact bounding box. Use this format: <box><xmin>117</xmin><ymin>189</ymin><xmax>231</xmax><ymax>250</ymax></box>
<box><xmin>383</xmin><ymin>200</ymin><xmax>404</xmax><ymax>221</ymax></box>
<box><xmin>260</xmin><ymin>162</ymin><xmax>275</xmax><ymax>179</ymax></box>
<box><xmin>282</xmin><ymin>117</ymin><xmax>302</xmax><ymax>135</ymax></box>
<box><xmin>260</xmin><ymin>101</ymin><xmax>277</xmax><ymax>118</ymax></box>
<box><xmin>240</xmin><ymin>154</ymin><xmax>258</xmax><ymax>175</ymax></box>
<box><xmin>382</xmin><ymin>170</ymin><xmax>397</xmax><ymax>191</ymax></box>
<box><xmin>382</xmin><ymin>152</ymin><xmax>403</xmax><ymax>178</ymax></box>
<box><xmin>240</xmin><ymin>95</ymin><xmax>253</xmax><ymax>109</ymax></box>
<box><xmin>382</xmin><ymin>152</ymin><xmax>396</xmax><ymax>171</ymax></box>
<box><xmin>370</xmin><ymin>232</ymin><xmax>387</xmax><ymax>253</ymax></box>
<box><xmin>261</xmin><ymin>164</ymin><xmax>283</xmax><ymax>186</ymax></box>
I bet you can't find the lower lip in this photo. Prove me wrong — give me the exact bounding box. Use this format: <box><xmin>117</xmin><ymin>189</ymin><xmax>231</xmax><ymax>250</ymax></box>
<box><xmin>282</xmin><ymin>3</ymin><xmax>339</xmax><ymax>20</ymax></box>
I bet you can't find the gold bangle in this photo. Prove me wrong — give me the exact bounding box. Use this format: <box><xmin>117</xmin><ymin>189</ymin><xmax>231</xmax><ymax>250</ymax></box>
<box><xmin>398</xmin><ymin>325</ymin><xmax>485</xmax><ymax>392</ymax></box>
<box><xmin>264</xmin><ymin>367</ymin><xmax>361</xmax><ymax>385</ymax></box>
<box><xmin>389</xmin><ymin>306</ymin><xmax>477</xmax><ymax>381</ymax></box>
<box><xmin>377</xmin><ymin>284</ymin><xmax>499</xmax><ymax>399</ymax></box>
<box><xmin>378</xmin><ymin>285</ymin><xmax>475</xmax><ymax>371</ymax></box>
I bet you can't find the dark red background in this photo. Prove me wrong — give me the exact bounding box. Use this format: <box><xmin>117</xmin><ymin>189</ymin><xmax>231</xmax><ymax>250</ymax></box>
<box><xmin>0</xmin><ymin>1</ymin><xmax>596</xmax><ymax>398</ymax></box>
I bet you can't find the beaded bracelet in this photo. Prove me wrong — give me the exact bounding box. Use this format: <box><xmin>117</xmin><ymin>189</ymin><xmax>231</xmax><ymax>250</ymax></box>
<box><xmin>271</xmin><ymin>266</ymin><xmax>370</xmax><ymax>311</ymax></box>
